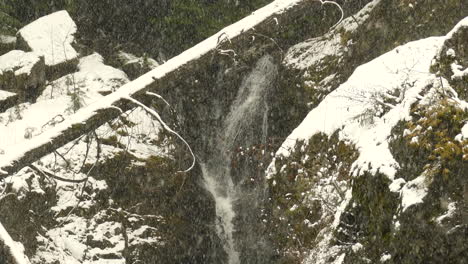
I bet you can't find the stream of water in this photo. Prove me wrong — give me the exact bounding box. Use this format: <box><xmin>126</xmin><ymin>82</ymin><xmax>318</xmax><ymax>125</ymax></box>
<box><xmin>201</xmin><ymin>55</ymin><xmax>278</xmax><ymax>264</ymax></box>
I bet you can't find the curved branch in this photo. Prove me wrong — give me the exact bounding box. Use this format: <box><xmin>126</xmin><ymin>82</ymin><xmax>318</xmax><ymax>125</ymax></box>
<box><xmin>29</xmin><ymin>164</ymin><xmax>88</xmax><ymax>183</ymax></box>
<box><xmin>146</xmin><ymin>91</ymin><xmax>172</xmax><ymax>109</ymax></box>
<box><xmin>319</xmin><ymin>0</ymin><xmax>344</xmax><ymax>30</ymax></box>
<box><xmin>123</xmin><ymin>97</ymin><xmax>196</xmax><ymax>173</ymax></box>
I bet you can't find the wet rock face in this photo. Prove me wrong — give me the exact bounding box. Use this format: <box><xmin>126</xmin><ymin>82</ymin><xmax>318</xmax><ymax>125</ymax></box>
<box><xmin>89</xmin><ymin>152</ymin><xmax>225</xmax><ymax>264</ymax></box>
<box><xmin>0</xmin><ymin>50</ymin><xmax>45</xmax><ymax>102</ymax></box>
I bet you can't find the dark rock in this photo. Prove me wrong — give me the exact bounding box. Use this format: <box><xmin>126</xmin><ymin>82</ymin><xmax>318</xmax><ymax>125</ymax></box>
<box><xmin>0</xmin><ymin>90</ymin><xmax>18</xmax><ymax>113</ymax></box>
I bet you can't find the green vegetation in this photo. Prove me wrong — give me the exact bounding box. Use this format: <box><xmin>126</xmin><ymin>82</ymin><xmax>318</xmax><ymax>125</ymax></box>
<box><xmin>0</xmin><ymin>0</ymin><xmax>21</xmax><ymax>35</ymax></box>
<box><xmin>78</xmin><ymin>0</ymin><xmax>272</xmax><ymax>58</ymax></box>
<box><xmin>341</xmin><ymin>98</ymin><xmax>468</xmax><ymax>263</ymax></box>
<box><xmin>398</xmin><ymin>99</ymin><xmax>468</xmax><ymax>190</ymax></box>
<box><xmin>157</xmin><ymin>0</ymin><xmax>271</xmax><ymax>53</ymax></box>
<box><xmin>265</xmin><ymin>132</ymin><xmax>358</xmax><ymax>263</ymax></box>
<box><xmin>0</xmin><ymin>0</ymin><xmax>273</xmax><ymax>58</ymax></box>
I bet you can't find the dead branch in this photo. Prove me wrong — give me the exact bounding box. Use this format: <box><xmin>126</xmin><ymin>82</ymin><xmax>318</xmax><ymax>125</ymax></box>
<box><xmin>123</xmin><ymin>97</ymin><xmax>196</xmax><ymax>173</ymax></box>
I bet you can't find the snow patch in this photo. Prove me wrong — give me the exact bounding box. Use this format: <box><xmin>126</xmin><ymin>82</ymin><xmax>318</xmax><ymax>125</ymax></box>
<box><xmin>389</xmin><ymin>178</ymin><xmax>406</xmax><ymax>193</ymax></box>
<box><xmin>285</xmin><ymin>0</ymin><xmax>380</xmax><ymax>70</ymax></box>
<box><xmin>118</xmin><ymin>51</ymin><xmax>159</xmax><ymax>69</ymax></box>
<box><xmin>18</xmin><ymin>10</ymin><xmax>77</xmax><ymax>66</ymax></box>
<box><xmin>400</xmin><ymin>175</ymin><xmax>428</xmax><ymax>211</ymax></box>
<box><xmin>0</xmin><ymin>90</ymin><xmax>16</xmax><ymax>100</ymax></box>
<box><xmin>462</xmin><ymin>123</ymin><xmax>468</xmax><ymax>139</ymax></box>
<box><xmin>0</xmin><ymin>35</ymin><xmax>16</xmax><ymax>44</ymax></box>
<box><xmin>380</xmin><ymin>253</ymin><xmax>391</xmax><ymax>262</ymax></box>
<box><xmin>0</xmin><ymin>50</ymin><xmax>42</xmax><ymax>75</ymax></box>
<box><xmin>436</xmin><ymin>202</ymin><xmax>457</xmax><ymax>225</ymax></box>
<box><xmin>450</xmin><ymin>62</ymin><xmax>468</xmax><ymax>80</ymax></box>
<box><xmin>0</xmin><ymin>53</ymin><xmax>128</xmax><ymax>152</ymax></box>
<box><xmin>272</xmin><ymin>35</ymin><xmax>445</xmax><ymax>180</ymax></box>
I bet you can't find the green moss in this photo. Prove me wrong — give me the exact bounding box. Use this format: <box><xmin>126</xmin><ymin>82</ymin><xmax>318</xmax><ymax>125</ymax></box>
<box><xmin>402</xmin><ymin>100</ymin><xmax>468</xmax><ymax>181</ymax></box>
<box><xmin>339</xmin><ymin>28</ymin><xmax>353</xmax><ymax>46</ymax></box>
<box><xmin>343</xmin><ymin>98</ymin><xmax>468</xmax><ymax>263</ymax></box>
<box><xmin>265</xmin><ymin>132</ymin><xmax>358</xmax><ymax>262</ymax></box>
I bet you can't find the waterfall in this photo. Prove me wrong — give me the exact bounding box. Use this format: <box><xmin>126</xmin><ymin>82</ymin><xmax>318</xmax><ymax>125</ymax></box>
<box><xmin>202</xmin><ymin>54</ymin><xmax>278</xmax><ymax>264</ymax></box>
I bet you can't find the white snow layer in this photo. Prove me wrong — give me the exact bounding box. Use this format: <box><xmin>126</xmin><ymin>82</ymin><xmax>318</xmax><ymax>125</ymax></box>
<box><xmin>0</xmin><ymin>0</ymin><xmax>307</xmax><ymax>174</ymax></box>
<box><xmin>0</xmin><ymin>90</ymin><xmax>16</xmax><ymax>100</ymax></box>
<box><xmin>0</xmin><ymin>53</ymin><xmax>128</xmax><ymax>153</ymax></box>
<box><xmin>0</xmin><ymin>222</ymin><xmax>31</xmax><ymax>264</ymax></box>
<box><xmin>400</xmin><ymin>175</ymin><xmax>428</xmax><ymax>211</ymax></box>
<box><xmin>17</xmin><ymin>10</ymin><xmax>77</xmax><ymax>66</ymax></box>
<box><xmin>0</xmin><ymin>50</ymin><xmax>42</xmax><ymax>75</ymax></box>
<box><xmin>462</xmin><ymin>123</ymin><xmax>468</xmax><ymax>139</ymax></box>
<box><xmin>285</xmin><ymin>0</ymin><xmax>380</xmax><ymax>70</ymax></box>
<box><xmin>272</xmin><ymin>35</ymin><xmax>446</xmax><ymax>180</ymax></box>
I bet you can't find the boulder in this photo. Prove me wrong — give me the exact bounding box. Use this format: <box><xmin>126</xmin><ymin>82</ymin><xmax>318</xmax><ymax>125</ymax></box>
<box><xmin>0</xmin><ymin>50</ymin><xmax>45</xmax><ymax>102</ymax></box>
<box><xmin>16</xmin><ymin>10</ymin><xmax>78</xmax><ymax>80</ymax></box>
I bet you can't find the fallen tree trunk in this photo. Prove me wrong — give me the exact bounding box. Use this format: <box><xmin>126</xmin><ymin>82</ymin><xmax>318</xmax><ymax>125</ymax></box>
<box><xmin>0</xmin><ymin>0</ymin><xmax>338</xmax><ymax>177</ymax></box>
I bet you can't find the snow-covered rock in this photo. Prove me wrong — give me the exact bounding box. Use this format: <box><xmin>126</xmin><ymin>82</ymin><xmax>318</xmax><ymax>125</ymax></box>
<box><xmin>0</xmin><ymin>50</ymin><xmax>45</xmax><ymax>101</ymax></box>
<box><xmin>17</xmin><ymin>10</ymin><xmax>78</xmax><ymax>79</ymax></box>
<box><xmin>37</xmin><ymin>53</ymin><xmax>129</xmax><ymax>101</ymax></box>
<box><xmin>269</xmin><ymin>16</ymin><xmax>468</xmax><ymax>264</ymax></box>
<box><xmin>112</xmin><ymin>51</ymin><xmax>159</xmax><ymax>80</ymax></box>
<box><xmin>0</xmin><ymin>53</ymin><xmax>128</xmax><ymax>151</ymax></box>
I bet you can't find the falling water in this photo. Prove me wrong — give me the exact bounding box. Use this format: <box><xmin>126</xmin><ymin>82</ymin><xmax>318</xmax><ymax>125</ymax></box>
<box><xmin>202</xmin><ymin>54</ymin><xmax>278</xmax><ymax>264</ymax></box>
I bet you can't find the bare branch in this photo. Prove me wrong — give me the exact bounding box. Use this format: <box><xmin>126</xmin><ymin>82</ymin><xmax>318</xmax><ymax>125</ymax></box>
<box><xmin>123</xmin><ymin>97</ymin><xmax>196</xmax><ymax>173</ymax></box>
<box><xmin>319</xmin><ymin>0</ymin><xmax>344</xmax><ymax>30</ymax></box>
<box><xmin>29</xmin><ymin>164</ymin><xmax>87</xmax><ymax>183</ymax></box>
<box><xmin>146</xmin><ymin>91</ymin><xmax>172</xmax><ymax>108</ymax></box>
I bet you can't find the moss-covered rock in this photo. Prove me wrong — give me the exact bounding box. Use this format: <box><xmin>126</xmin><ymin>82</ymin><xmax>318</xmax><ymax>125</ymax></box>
<box><xmin>431</xmin><ymin>20</ymin><xmax>468</xmax><ymax>101</ymax></box>
<box><xmin>265</xmin><ymin>132</ymin><xmax>358</xmax><ymax>263</ymax></box>
<box><xmin>333</xmin><ymin>98</ymin><xmax>468</xmax><ymax>264</ymax></box>
<box><xmin>284</xmin><ymin>0</ymin><xmax>468</xmax><ymax>112</ymax></box>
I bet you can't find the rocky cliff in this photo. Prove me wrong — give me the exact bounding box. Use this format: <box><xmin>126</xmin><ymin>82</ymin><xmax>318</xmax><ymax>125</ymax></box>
<box><xmin>0</xmin><ymin>1</ymin><xmax>466</xmax><ymax>264</ymax></box>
